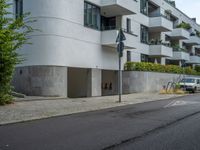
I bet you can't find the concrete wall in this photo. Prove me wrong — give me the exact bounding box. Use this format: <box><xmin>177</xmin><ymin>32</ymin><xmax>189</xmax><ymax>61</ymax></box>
<box><xmin>123</xmin><ymin>71</ymin><xmax>182</xmax><ymax>93</ymax></box>
<box><xmin>13</xmin><ymin>66</ymin><xmax>102</xmax><ymax>98</ymax></box>
<box><xmin>13</xmin><ymin>66</ymin><xmax>68</xmax><ymax>97</ymax></box>
<box><xmin>91</xmin><ymin>69</ymin><xmax>102</xmax><ymax>97</ymax></box>
<box><xmin>67</xmin><ymin>68</ymin><xmax>102</xmax><ymax>98</ymax></box>
<box><xmin>102</xmin><ymin>70</ymin><xmax>118</xmax><ymax>96</ymax></box>
<box><xmin>67</xmin><ymin>68</ymin><xmax>91</xmax><ymax>98</ymax></box>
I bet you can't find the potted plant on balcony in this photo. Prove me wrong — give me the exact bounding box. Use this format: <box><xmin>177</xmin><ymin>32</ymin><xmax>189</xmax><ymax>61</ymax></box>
<box><xmin>196</xmin><ymin>30</ymin><xmax>200</xmax><ymax>37</ymax></box>
<box><xmin>176</xmin><ymin>22</ymin><xmax>191</xmax><ymax>30</ymax></box>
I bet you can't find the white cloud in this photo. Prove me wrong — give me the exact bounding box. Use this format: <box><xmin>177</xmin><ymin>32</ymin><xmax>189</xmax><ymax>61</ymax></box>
<box><xmin>175</xmin><ymin>0</ymin><xmax>200</xmax><ymax>24</ymax></box>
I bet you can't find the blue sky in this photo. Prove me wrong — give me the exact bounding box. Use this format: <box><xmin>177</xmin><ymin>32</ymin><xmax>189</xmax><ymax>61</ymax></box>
<box><xmin>175</xmin><ymin>0</ymin><xmax>200</xmax><ymax>24</ymax></box>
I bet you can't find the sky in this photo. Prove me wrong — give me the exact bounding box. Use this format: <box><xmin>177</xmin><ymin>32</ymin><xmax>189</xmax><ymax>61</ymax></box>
<box><xmin>175</xmin><ymin>0</ymin><xmax>200</xmax><ymax>24</ymax></box>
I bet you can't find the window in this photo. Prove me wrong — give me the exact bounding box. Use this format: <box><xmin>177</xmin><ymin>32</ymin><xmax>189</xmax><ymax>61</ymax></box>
<box><xmin>141</xmin><ymin>25</ymin><xmax>149</xmax><ymax>44</ymax></box>
<box><xmin>127</xmin><ymin>51</ymin><xmax>131</xmax><ymax>62</ymax></box>
<box><xmin>140</xmin><ymin>0</ymin><xmax>148</xmax><ymax>15</ymax></box>
<box><xmin>197</xmin><ymin>79</ymin><xmax>200</xmax><ymax>84</ymax></box>
<box><xmin>84</xmin><ymin>2</ymin><xmax>100</xmax><ymax>30</ymax></box>
<box><xmin>141</xmin><ymin>54</ymin><xmax>149</xmax><ymax>62</ymax></box>
<box><xmin>15</xmin><ymin>0</ymin><xmax>23</xmax><ymax>19</ymax></box>
<box><xmin>126</xmin><ymin>18</ymin><xmax>131</xmax><ymax>33</ymax></box>
<box><xmin>101</xmin><ymin>17</ymin><xmax>116</xmax><ymax>30</ymax></box>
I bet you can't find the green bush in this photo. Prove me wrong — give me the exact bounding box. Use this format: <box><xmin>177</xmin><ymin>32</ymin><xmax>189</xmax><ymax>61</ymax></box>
<box><xmin>176</xmin><ymin>22</ymin><xmax>191</xmax><ymax>30</ymax></box>
<box><xmin>124</xmin><ymin>62</ymin><xmax>200</xmax><ymax>76</ymax></box>
<box><xmin>195</xmin><ymin>65</ymin><xmax>200</xmax><ymax>72</ymax></box>
<box><xmin>196</xmin><ymin>30</ymin><xmax>200</xmax><ymax>37</ymax></box>
<box><xmin>0</xmin><ymin>0</ymin><xmax>34</xmax><ymax>105</ymax></box>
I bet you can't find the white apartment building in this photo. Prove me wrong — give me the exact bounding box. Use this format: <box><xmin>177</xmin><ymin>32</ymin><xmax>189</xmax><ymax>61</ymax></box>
<box><xmin>12</xmin><ymin>0</ymin><xmax>200</xmax><ymax>98</ymax></box>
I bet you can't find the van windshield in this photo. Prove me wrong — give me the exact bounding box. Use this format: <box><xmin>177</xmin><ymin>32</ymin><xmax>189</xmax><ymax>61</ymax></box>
<box><xmin>181</xmin><ymin>78</ymin><xmax>195</xmax><ymax>83</ymax></box>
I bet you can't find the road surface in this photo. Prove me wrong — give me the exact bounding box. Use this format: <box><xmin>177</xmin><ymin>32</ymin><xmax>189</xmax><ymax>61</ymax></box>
<box><xmin>0</xmin><ymin>94</ymin><xmax>200</xmax><ymax>150</ymax></box>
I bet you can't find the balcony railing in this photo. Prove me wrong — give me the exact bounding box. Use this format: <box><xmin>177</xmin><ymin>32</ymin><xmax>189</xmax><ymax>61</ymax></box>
<box><xmin>101</xmin><ymin>29</ymin><xmax>138</xmax><ymax>49</ymax></box>
<box><xmin>172</xmin><ymin>50</ymin><xmax>190</xmax><ymax>61</ymax></box>
<box><xmin>149</xmin><ymin>14</ymin><xmax>173</xmax><ymax>22</ymax></box>
<box><xmin>173</xmin><ymin>47</ymin><xmax>188</xmax><ymax>52</ymax></box>
<box><xmin>101</xmin><ymin>26</ymin><xmax>137</xmax><ymax>37</ymax></box>
<box><xmin>149</xmin><ymin>15</ymin><xmax>173</xmax><ymax>32</ymax></box>
<box><xmin>149</xmin><ymin>44</ymin><xmax>173</xmax><ymax>57</ymax></box>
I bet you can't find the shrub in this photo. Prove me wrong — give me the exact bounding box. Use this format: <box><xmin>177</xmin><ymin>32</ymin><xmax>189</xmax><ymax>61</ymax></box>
<box><xmin>124</xmin><ymin>62</ymin><xmax>200</xmax><ymax>76</ymax></box>
<box><xmin>176</xmin><ymin>22</ymin><xmax>191</xmax><ymax>30</ymax></box>
<box><xmin>0</xmin><ymin>0</ymin><xmax>34</xmax><ymax>105</ymax></box>
<box><xmin>195</xmin><ymin>65</ymin><xmax>200</xmax><ymax>72</ymax></box>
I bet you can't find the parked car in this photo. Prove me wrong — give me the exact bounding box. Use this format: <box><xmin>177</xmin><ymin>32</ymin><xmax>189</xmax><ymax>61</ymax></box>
<box><xmin>179</xmin><ymin>77</ymin><xmax>200</xmax><ymax>93</ymax></box>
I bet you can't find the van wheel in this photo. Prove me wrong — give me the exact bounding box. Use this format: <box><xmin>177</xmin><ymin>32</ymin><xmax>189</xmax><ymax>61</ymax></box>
<box><xmin>193</xmin><ymin>87</ymin><xmax>197</xmax><ymax>93</ymax></box>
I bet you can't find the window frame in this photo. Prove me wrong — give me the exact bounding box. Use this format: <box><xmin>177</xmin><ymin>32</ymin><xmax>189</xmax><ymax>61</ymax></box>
<box><xmin>84</xmin><ymin>1</ymin><xmax>101</xmax><ymax>30</ymax></box>
<box><xmin>140</xmin><ymin>25</ymin><xmax>149</xmax><ymax>44</ymax></box>
<box><xmin>15</xmin><ymin>0</ymin><xmax>23</xmax><ymax>19</ymax></box>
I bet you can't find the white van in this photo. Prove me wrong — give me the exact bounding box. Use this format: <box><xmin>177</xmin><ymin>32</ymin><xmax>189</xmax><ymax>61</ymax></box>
<box><xmin>179</xmin><ymin>77</ymin><xmax>200</xmax><ymax>93</ymax></box>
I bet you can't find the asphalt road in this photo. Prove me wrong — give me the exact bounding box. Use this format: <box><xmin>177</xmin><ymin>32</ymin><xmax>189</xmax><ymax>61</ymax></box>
<box><xmin>0</xmin><ymin>94</ymin><xmax>200</xmax><ymax>150</ymax></box>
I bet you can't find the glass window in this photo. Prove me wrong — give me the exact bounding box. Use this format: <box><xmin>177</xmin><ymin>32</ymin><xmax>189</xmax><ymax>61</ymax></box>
<box><xmin>140</xmin><ymin>0</ymin><xmax>148</xmax><ymax>15</ymax></box>
<box><xmin>126</xmin><ymin>18</ymin><xmax>131</xmax><ymax>33</ymax></box>
<box><xmin>181</xmin><ymin>78</ymin><xmax>195</xmax><ymax>83</ymax></box>
<box><xmin>127</xmin><ymin>51</ymin><xmax>131</xmax><ymax>62</ymax></box>
<box><xmin>15</xmin><ymin>0</ymin><xmax>23</xmax><ymax>19</ymax></box>
<box><xmin>84</xmin><ymin>2</ymin><xmax>100</xmax><ymax>30</ymax></box>
<box><xmin>101</xmin><ymin>17</ymin><xmax>116</xmax><ymax>30</ymax></box>
<box><xmin>141</xmin><ymin>54</ymin><xmax>149</xmax><ymax>62</ymax></box>
<box><xmin>141</xmin><ymin>25</ymin><xmax>149</xmax><ymax>44</ymax></box>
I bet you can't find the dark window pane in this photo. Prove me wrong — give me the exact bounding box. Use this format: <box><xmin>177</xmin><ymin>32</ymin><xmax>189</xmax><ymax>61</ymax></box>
<box><xmin>15</xmin><ymin>0</ymin><xmax>23</xmax><ymax>19</ymax></box>
<box><xmin>141</xmin><ymin>25</ymin><xmax>149</xmax><ymax>44</ymax></box>
<box><xmin>84</xmin><ymin>1</ymin><xmax>100</xmax><ymax>30</ymax></box>
<box><xmin>126</xmin><ymin>18</ymin><xmax>131</xmax><ymax>33</ymax></box>
<box><xmin>127</xmin><ymin>51</ymin><xmax>131</xmax><ymax>62</ymax></box>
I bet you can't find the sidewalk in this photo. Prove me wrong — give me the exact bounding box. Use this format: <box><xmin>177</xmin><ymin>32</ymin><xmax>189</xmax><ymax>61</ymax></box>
<box><xmin>0</xmin><ymin>93</ymin><xmax>184</xmax><ymax>125</ymax></box>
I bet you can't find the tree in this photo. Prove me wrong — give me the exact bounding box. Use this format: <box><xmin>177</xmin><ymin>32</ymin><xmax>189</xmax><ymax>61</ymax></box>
<box><xmin>0</xmin><ymin>0</ymin><xmax>34</xmax><ymax>105</ymax></box>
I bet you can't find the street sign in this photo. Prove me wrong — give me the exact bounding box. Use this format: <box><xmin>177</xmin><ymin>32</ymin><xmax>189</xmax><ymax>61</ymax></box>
<box><xmin>117</xmin><ymin>42</ymin><xmax>124</xmax><ymax>57</ymax></box>
<box><xmin>116</xmin><ymin>29</ymin><xmax>126</xmax><ymax>103</ymax></box>
<box><xmin>117</xmin><ymin>42</ymin><xmax>124</xmax><ymax>51</ymax></box>
<box><xmin>116</xmin><ymin>29</ymin><xmax>126</xmax><ymax>43</ymax></box>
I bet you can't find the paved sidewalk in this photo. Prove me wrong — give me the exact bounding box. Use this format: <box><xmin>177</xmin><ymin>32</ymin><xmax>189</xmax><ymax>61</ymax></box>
<box><xmin>0</xmin><ymin>93</ymin><xmax>184</xmax><ymax>125</ymax></box>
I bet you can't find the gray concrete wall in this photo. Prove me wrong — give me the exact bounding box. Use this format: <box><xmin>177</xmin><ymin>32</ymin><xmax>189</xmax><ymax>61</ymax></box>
<box><xmin>91</xmin><ymin>69</ymin><xmax>102</xmax><ymax>97</ymax></box>
<box><xmin>12</xmin><ymin>66</ymin><xmax>68</xmax><ymax>97</ymax></box>
<box><xmin>123</xmin><ymin>71</ymin><xmax>182</xmax><ymax>94</ymax></box>
<box><xmin>68</xmin><ymin>68</ymin><xmax>91</xmax><ymax>98</ymax></box>
<box><xmin>102</xmin><ymin>70</ymin><xmax>118</xmax><ymax>96</ymax></box>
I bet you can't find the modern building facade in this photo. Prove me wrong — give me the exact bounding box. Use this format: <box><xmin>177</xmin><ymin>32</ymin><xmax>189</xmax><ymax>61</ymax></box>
<box><xmin>12</xmin><ymin>0</ymin><xmax>200</xmax><ymax>97</ymax></box>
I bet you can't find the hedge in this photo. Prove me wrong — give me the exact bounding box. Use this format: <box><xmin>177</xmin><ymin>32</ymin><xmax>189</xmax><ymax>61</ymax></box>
<box><xmin>195</xmin><ymin>65</ymin><xmax>200</xmax><ymax>72</ymax></box>
<box><xmin>124</xmin><ymin>62</ymin><xmax>200</xmax><ymax>76</ymax></box>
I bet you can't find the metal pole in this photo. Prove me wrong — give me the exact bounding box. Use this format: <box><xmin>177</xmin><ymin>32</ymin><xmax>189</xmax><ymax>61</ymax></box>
<box><xmin>118</xmin><ymin>53</ymin><xmax>122</xmax><ymax>103</ymax></box>
<box><xmin>183</xmin><ymin>67</ymin><xmax>186</xmax><ymax>91</ymax></box>
<box><xmin>182</xmin><ymin>61</ymin><xmax>186</xmax><ymax>91</ymax></box>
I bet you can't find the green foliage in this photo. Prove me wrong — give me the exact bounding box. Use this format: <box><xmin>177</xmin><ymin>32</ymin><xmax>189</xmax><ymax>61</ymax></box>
<box><xmin>175</xmin><ymin>83</ymin><xmax>181</xmax><ymax>90</ymax></box>
<box><xmin>0</xmin><ymin>0</ymin><xmax>34</xmax><ymax>105</ymax></box>
<box><xmin>124</xmin><ymin>62</ymin><xmax>200</xmax><ymax>76</ymax></box>
<box><xmin>196</xmin><ymin>30</ymin><xmax>200</xmax><ymax>37</ymax></box>
<box><xmin>176</xmin><ymin>22</ymin><xmax>191</xmax><ymax>30</ymax></box>
<box><xmin>195</xmin><ymin>65</ymin><xmax>200</xmax><ymax>72</ymax></box>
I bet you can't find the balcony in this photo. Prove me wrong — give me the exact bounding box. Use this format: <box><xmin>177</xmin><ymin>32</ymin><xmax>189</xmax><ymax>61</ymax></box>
<box><xmin>172</xmin><ymin>50</ymin><xmax>190</xmax><ymax>61</ymax></box>
<box><xmin>149</xmin><ymin>44</ymin><xmax>173</xmax><ymax>57</ymax></box>
<box><xmin>184</xmin><ymin>36</ymin><xmax>200</xmax><ymax>46</ymax></box>
<box><xmin>187</xmin><ymin>55</ymin><xmax>200</xmax><ymax>64</ymax></box>
<box><xmin>101</xmin><ymin>29</ymin><xmax>138</xmax><ymax>49</ymax></box>
<box><xmin>101</xmin><ymin>0</ymin><xmax>138</xmax><ymax>17</ymax></box>
<box><xmin>167</xmin><ymin>28</ymin><xmax>190</xmax><ymax>40</ymax></box>
<box><xmin>149</xmin><ymin>16</ymin><xmax>173</xmax><ymax>32</ymax></box>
